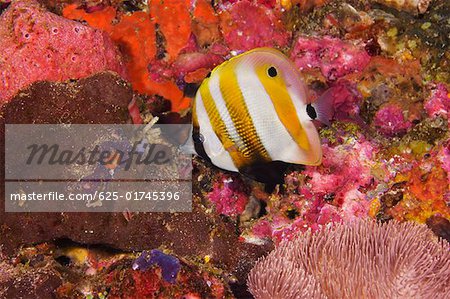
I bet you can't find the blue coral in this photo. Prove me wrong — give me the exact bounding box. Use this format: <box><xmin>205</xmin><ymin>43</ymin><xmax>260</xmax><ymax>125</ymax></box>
<box><xmin>132</xmin><ymin>250</ymin><xmax>181</xmax><ymax>284</ymax></box>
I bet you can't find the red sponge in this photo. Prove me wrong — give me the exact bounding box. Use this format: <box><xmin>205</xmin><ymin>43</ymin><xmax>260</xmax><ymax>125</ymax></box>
<box><xmin>0</xmin><ymin>0</ymin><xmax>127</xmax><ymax>104</ymax></box>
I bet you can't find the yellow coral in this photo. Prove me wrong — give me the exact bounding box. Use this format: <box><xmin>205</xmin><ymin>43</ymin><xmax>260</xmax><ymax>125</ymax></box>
<box><xmin>368</xmin><ymin>198</ymin><xmax>381</xmax><ymax>218</ymax></box>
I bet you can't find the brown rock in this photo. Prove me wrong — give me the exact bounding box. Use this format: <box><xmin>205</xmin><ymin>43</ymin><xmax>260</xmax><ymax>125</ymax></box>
<box><xmin>426</xmin><ymin>215</ymin><xmax>450</xmax><ymax>243</ymax></box>
<box><xmin>1</xmin><ymin>71</ymin><xmax>131</xmax><ymax>124</ymax></box>
<box><xmin>0</xmin><ymin>261</ymin><xmax>62</xmax><ymax>299</ymax></box>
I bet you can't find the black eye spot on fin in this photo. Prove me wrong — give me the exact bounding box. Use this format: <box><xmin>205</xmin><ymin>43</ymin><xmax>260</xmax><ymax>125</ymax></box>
<box><xmin>193</xmin><ymin>126</ymin><xmax>211</xmax><ymax>164</ymax></box>
<box><xmin>267</xmin><ymin>66</ymin><xmax>277</xmax><ymax>77</ymax></box>
<box><xmin>193</xmin><ymin>132</ymin><xmax>204</xmax><ymax>144</ymax></box>
<box><xmin>306</xmin><ymin>104</ymin><xmax>317</xmax><ymax>120</ymax></box>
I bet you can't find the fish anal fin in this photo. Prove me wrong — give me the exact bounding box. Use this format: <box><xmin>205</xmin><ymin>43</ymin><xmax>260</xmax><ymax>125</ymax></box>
<box><xmin>239</xmin><ymin>161</ymin><xmax>291</xmax><ymax>185</ymax></box>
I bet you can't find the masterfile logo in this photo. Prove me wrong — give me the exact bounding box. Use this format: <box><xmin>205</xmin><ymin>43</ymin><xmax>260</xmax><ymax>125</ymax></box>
<box><xmin>4</xmin><ymin>124</ymin><xmax>192</xmax><ymax>213</ymax></box>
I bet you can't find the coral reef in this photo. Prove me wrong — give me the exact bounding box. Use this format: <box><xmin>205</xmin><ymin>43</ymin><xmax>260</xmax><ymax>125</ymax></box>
<box><xmin>0</xmin><ymin>244</ymin><xmax>232</xmax><ymax>298</ymax></box>
<box><xmin>236</xmin><ymin>0</ymin><xmax>450</xmax><ymax>248</ymax></box>
<box><xmin>248</xmin><ymin>220</ymin><xmax>450</xmax><ymax>299</ymax></box>
<box><xmin>0</xmin><ymin>71</ymin><xmax>270</xmax><ymax>290</ymax></box>
<box><xmin>373</xmin><ymin>103</ymin><xmax>412</xmax><ymax>136</ymax></box>
<box><xmin>218</xmin><ymin>0</ymin><xmax>291</xmax><ymax>51</ymax></box>
<box><xmin>290</xmin><ymin>36</ymin><xmax>370</xmax><ymax>81</ymax></box>
<box><xmin>0</xmin><ymin>0</ymin><xmax>126</xmax><ymax>104</ymax></box>
<box><xmin>425</xmin><ymin>83</ymin><xmax>450</xmax><ymax>126</ymax></box>
<box><xmin>62</xmin><ymin>1</ymin><xmax>197</xmax><ymax>112</ymax></box>
<box><xmin>207</xmin><ymin>174</ymin><xmax>250</xmax><ymax>217</ymax></box>
<box><xmin>242</xmin><ymin>125</ymin><xmax>380</xmax><ymax>243</ymax></box>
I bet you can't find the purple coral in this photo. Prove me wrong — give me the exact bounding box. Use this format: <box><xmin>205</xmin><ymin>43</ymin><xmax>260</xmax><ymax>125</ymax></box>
<box><xmin>248</xmin><ymin>220</ymin><xmax>450</xmax><ymax>299</ymax></box>
<box><xmin>0</xmin><ymin>0</ymin><xmax>126</xmax><ymax>103</ymax></box>
<box><xmin>290</xmin><ymin>36</ymin><xmax>370</xmax><ymax>81</ymax></box>
<box><xmin>132</xmin><ymin>250</ymin><xmax>181</xmax><ymax>284</ymax></box>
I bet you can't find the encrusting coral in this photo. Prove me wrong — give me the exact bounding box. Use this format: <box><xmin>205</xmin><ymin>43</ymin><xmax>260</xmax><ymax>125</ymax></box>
<box><xmin>290</xmin><ymin>36</ymin><xmax>371</xmax><ymax>81</ymax></box>
<box><xmin>248</xmin><ymin>220</ymin><xmax>450</xmax><ymax>299</ymax></box>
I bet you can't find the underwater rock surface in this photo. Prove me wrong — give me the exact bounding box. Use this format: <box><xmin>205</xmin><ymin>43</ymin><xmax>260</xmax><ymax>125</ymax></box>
<box><xmin>1</xmin><ymin>71</ymin><xmax>131</xmax><ymax>124</ymax></box>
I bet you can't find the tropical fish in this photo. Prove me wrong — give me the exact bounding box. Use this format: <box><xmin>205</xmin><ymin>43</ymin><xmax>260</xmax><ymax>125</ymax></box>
<box><xmin>185</xmin><ymin>47</ymin><xmax>332</xmax><ymax>184</ymax></box>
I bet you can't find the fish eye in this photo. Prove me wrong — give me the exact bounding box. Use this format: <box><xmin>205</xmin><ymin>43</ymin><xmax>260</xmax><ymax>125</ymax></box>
<box><xmin>267</xmin><ymin>66</ymin><xmax>277</xmax><ymax>77</ymax></box>
<box><xmin>306</xmin><ymin>104</ymin><xmax>317</xmax><ymax>120</ymax></box>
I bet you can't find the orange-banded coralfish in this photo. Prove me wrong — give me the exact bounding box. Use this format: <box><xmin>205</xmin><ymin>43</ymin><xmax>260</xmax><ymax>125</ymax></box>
<box><xmin>186</xmin><ymin>48</ymin><xmax>332</xmax><ymax>184</ymax></box>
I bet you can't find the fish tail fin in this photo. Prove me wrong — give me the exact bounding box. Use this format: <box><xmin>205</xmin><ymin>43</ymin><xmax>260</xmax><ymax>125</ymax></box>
<box><xmin>179</xmin><ymin>137</ymin><xmax>197</xmax><ymax>155</ymax></box>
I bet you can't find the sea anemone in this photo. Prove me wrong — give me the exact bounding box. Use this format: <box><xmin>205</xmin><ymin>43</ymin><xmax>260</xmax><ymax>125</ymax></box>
<box><xmin>248</xmin><ymin>220</ymin><xmax>450</xmax><ymax>299</ymax></box>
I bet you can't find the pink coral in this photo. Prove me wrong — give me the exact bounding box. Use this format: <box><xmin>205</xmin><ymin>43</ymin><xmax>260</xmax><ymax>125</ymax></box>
<box><xmin>270</xmin><ymin>202</ymin><xmax>342</xmax><ymax>243</ymax></box>
<box><xmin>247</xmin><ymin>135</ymin><xmax>378</xmax><ymax>243</ymax></box>
<box><xmin>173</xmin><ymin>52</ymin><xmax>224</xmax><ymax>78</ymax></box>
<box><xmin>439</xmin><ymin>143</ymin><xmax>450</xmax><ymax>185</ymax></box>
<box><xmin>305</xmin><ymin>140</ymin><xmax>376</xmax><ymax>205</ymax></box>
<box><xmin>149</xmin><ymin>52</ymin><xmax>224</xmax><ymax>83</ymax></box>
<box><xmin>226</xmin><ymin>0</ymin><xmax>279</xmax><ymax>8</ymax></box>
<box><xmin>322</xmin><ymin>80</ymin><xmax>363</xmax><ymax>121</ymax></box>
<box><xmin>290</xmin><ymin>36</ymin><xmax>370</xmax><ymax>81</ymax></box>
<box><xmin>340</xmin><ymin>189</ymin><xmax>371</xmax><ymax>221</ymax></box>
<box><xmin>424</xmin><ymin>83</ymin><xmax>450</xmax><ymax>120</ymax></box>
<box><xmin>0</xmin><ymin>0</ymin><xmax>126</xmax><ymax>104</ymax></box>
<box><xmin>316</xmin><ymin>203</ymin><xmax>341</xmax><ymax>224</ymax></box>
<box><xmin>208</xmin><ymin>175</ymin><xmax>249</xmax><ymax>216</ymax></box>
<box><xmin>373</xmin><ymin>103</ymin><xmax>412</xmax><ymax>136</ymax></box>
<box><xmin>248</xmin><ymin>220</ymin><xmax>450</xmax><ymax>299</ymax></box>
<box><xmin>251</xmin><ymin>220</ymin><xmax>273</xmax><ymax>239</ymax></box>
<box><xmin>218</xmin><ymin>0</ymin><xmax>291</xmax><ymax>51</ymax></box>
